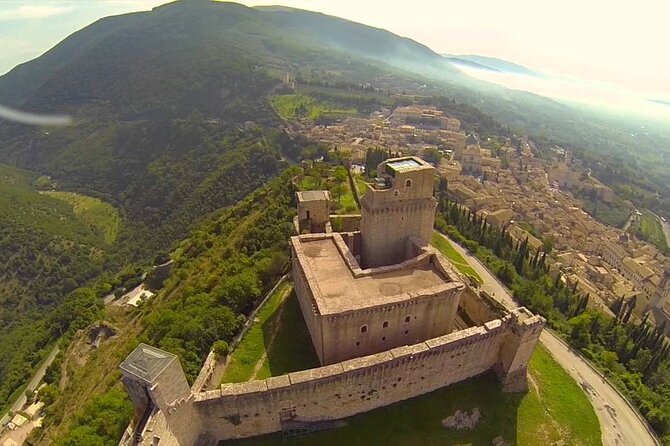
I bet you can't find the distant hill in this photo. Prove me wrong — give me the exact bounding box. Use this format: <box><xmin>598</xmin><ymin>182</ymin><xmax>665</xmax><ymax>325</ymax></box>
<box><xmin>0</xmin><ymin>1</ymin><xmax>462</xmax><ymax>257</ymax></box>
<box><xmin>0</xmin><ymin>1</ymin><xmax>456</xmax><ymax>112</ymax></box>
<box><xmin>443</xmin><ymin>54</ymin><xmax>542</xmax><ymax>77</ymax></box>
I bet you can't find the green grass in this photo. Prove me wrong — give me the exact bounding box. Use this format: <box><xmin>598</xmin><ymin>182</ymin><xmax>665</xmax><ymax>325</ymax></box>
<box><xmin>221</xmin><ymin>284</ymin><xmax>319</xmax><ymax>383</ymax></box>
<box><xmin>431</xmin><ymin>232</ymin><xmax>483</xmax><ymax>284</ymax></box>
<box><xmin>43</xmin><ymin>191</ymin><xmax>121</xmax><ymax>244</ymax></box>
<box><xmin>254</xmin><ymin>291</ymin><xmax>320</xmax><ymax>379</ymax></box>
<box><xmin>637</xmin><ymin>211</ymin><xmax>668</xmax><ymax>251</ymax></box>
<box><xmin>333</xmin><ymin>182</ymin><xmax>358</xmax><ymax>214</ymax></box>
<box><xmin>271</xmin><ymin>94</ymin><xmax>357</xmax><ymax>121</ymax></box>
<box><xmin>299</xmin><ymin>165</ymin><xmax>359</xmax><ymax>214</ymax></box>
<box><xmin>354</xmin><ymin>174</ymin><xmax>369</xmax><ymax>199</ymax></box>
<box><xmin>227</xmin><ymin>345</ymin><xmax>601</xmax><ymax>446</ymax></box>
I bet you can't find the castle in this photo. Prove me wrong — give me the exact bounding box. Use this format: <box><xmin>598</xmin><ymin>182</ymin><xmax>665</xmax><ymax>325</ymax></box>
<box><xmin>119</xmin><ymin>156</ymin><xmax>545</xmax><ymax>445</ymax></box>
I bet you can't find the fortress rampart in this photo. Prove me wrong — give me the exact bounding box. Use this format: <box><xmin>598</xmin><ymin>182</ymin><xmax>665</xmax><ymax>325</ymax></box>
<box><xmin>122</xmin><ymin>307</ymin><xmax>543</xmax><ymax>445</ymax></box>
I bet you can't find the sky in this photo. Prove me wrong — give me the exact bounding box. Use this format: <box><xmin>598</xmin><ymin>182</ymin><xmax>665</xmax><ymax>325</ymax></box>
<box><xmin>1</xmin><ymin>0</ymin><xmax>669</xmax><ymax>100</ymax></box>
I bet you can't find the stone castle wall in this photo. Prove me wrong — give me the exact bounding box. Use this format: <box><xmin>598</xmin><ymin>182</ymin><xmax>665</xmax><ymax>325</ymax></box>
<box><xmin>187</xmin><ymin>309</ymin><xmax>543</xmax><ymax>443</ymax></box>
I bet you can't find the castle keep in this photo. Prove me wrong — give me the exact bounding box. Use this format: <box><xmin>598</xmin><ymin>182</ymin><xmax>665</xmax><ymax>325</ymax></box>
<box><xmin>119</xmin><ymin>156</ymin><xmax>545</xmax><ymax>446</ymax></box>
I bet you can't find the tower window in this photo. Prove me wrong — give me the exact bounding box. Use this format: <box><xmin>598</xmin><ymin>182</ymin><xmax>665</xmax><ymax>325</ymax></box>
<box><xmin>382</xmin><ymin>336</ymin><xmax>386</xmax><ymax>341</ymax></box>
<box><xmin>404</xmin><ymin>316</ymin><xmax>411</xmax><ymax>323</ymax></box>
<box><xmin>405</xmin><ymin>179</ymin><xmax>412</xmax><ymax>187</ymax></box>
<box><xmin>393</xmin><ymin>190</ymin><xmax>399</xmax><ymax>196</ymax></box>
<box><xmin>383</xmin><ymin>321</ymin><xmax>389</xmax><ymax>328</ymax></box>
<box><xmin>361</xmin><ymin>325</ymin><xmax>368</xmax><ymax>333</ymax></box>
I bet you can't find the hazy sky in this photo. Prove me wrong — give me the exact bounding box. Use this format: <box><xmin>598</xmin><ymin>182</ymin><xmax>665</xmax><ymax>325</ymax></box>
<box><xmin>1</xmin><ymin>0</ymin><xmax>669</xmax><ymax>99</ymax></box>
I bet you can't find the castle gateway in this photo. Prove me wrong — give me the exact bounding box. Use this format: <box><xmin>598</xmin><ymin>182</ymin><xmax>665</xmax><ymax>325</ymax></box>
<box><xmin>120</xmin><ymin>157</ymin><xmax>544</xmax><ymax>445</ymax></box>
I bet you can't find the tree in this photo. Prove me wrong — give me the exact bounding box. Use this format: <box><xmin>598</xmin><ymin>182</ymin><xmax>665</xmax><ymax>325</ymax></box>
<box><xmin>333</xmin><ymin>166</ymin><xmax>348</xmax><ymax>202</ymax></box>
<box><xmin>212</xmin><ymin>340</ymin><xmax>229</xmax><ymax>359</ymax></box>
<box><xmin>422</xmin><ymin>147</ymin><xmax>441</xmax><ymax>166</ymax></box>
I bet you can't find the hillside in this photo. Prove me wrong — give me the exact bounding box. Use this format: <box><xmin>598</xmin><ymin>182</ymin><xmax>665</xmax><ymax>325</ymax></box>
<box><xmin>30</xmin><ymin>168</ymin><xmax>298</xmax><ymax>445</ymax></box>
<box><xmin>0</xmin><ymin>164</ymin><xmax>112</xmax><ymax>413</ymax></box>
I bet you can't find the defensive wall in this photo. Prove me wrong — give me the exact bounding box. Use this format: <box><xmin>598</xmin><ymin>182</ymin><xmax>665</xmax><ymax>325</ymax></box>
<box><xmin>121</xmin><ymin>307</ymin><xmax>543</xmax><ymax>445</ymax></box>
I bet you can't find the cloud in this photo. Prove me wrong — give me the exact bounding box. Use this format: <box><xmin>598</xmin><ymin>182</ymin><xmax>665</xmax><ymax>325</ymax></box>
<box><xmin>0</xmin><ymin>5</ymin><xmax>73</xmax><ymax>21</ymax></box>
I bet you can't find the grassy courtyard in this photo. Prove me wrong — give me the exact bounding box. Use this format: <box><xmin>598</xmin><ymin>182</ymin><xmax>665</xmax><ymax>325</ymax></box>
<box><xmin>221</xmin><ymin>284</ymin><xmax>319</xmax><ymax>384</ymax></box>
<box><xmin>431</xmin><ymin>231</ymin><xmax>483</xmax><ymax>284</ymax></box>
<box><xmin>225</xmin><ymin>345</ymin><xmax>601</xmax><ymax>446</ymax></box>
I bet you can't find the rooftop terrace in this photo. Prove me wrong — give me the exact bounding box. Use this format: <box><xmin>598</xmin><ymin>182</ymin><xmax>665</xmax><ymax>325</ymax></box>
<box><xmin>293</xmin><ymin>234</ymin><xmax>456</xmax><ymax>314</ymax></box>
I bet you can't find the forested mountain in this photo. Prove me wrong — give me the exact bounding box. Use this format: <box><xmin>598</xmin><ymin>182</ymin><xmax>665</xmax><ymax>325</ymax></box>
<box><xmin>0</xmin><ymin>164</ymin><xmax>110</xmax><ymax>411</ymax></box>
<box><xmin>2</xmin><ymin>1</ymin><xmax>669</xmax><ymax>223</ymax></box>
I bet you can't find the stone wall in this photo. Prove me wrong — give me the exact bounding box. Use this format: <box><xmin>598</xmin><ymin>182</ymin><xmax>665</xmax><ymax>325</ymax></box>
<box><xmin>188</xmin><ymin>309</ymin><xmax>543</xmax><ymax>443</ymax></box>
<box><xmin>123</xmin><ymin>307</ymin><xmax>544</xmax><ymax>446</ymax></box>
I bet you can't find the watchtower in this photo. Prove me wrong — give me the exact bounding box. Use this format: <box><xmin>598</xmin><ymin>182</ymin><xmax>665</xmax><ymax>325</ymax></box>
<box><xmin>120</xmin><ymin>344</ymin><xmax>198</xmax><ymax>445</ymax></box>
<box><xmin>296</xmin><ymin>190</ymin><xmax>330</xmax><ymax>233</ymax></box>
<box><xmin>360</xmin><ymin>156</ymin><xmax>437</xmax><ymax>268</ymax></box>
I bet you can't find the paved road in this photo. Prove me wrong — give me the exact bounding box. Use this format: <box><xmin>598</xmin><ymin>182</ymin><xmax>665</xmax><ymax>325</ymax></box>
<box><xmin>0</xmin><ymin>345</ymin><xmax>59</xmax><ymax>426</ymax></box>
<box><xmin>437</xmin><ymin>232</ymin><xmax>659</xmax><ymax>446</ymax></box>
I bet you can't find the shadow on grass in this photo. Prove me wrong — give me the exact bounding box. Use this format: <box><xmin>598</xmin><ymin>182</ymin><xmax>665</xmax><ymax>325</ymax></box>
<box><xmin>224</xmin><ymin>372</ymin><xmax>524</xmax><ymax>446</ymax></box>
<box><xmin>260</xmin><ymin>290</ymin><xmax>320</xmax><ymax>378</ymax></box>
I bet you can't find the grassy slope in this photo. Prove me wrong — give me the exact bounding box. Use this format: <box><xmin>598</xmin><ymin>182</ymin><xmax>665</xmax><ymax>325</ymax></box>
<box><xmin>0</xmin><ymin>164</ymin><xmax>101</xmax><ymax>244</ymax></box>
<box><xmin>638</xmin><ymin>211</ymin><xmax>668</xmax><ymax>251</ymax></box>
<box><xmin>271</xmin><ymin>94</ymin><xmax>358</xmax><ymax>121</ymax></box>
<box><xmin>431</xmin><ymin>231</ymin><xmax>483</xmax><ymax>283</ymax></box>
<box><xmin>0</xmin><ymin>164</ymin><xmax>112</xmax><ymax>413</ymax></box>
<box><xmin>228</xmin><ymin>345</ymin><xmax>601</xmax><ymax>446</ymax></box>
<box><xmin>43</xmin><ymin>191</ymin><xmax>121</xmax><ymax>244</ymax></box>
<box><xmin>221</xmin><ymin>285</ymin><xmax>319</xmax><ymax>383</ymax></box>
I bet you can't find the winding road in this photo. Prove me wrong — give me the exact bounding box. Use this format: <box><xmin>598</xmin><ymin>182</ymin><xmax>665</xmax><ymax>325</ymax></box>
<box><xmin>437</xmin><ymin>232</ymin><xmax>659</xmax><ymax>446</ymax></box>
<box><xmin>0</xmin><ymin>345</ymin><xmax>59</xmax><ymax>427</ymax></box>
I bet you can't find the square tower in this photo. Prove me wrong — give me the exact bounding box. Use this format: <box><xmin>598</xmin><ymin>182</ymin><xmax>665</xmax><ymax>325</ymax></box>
<box><xmin>360</xmin><ymin>157</ymin><xmax>437</xmax><ymax>268</ymax></box>
<box><xmin>296</xmin><ymin>190</ymin><xmax>331</xmax><ymax>233</ymax></box>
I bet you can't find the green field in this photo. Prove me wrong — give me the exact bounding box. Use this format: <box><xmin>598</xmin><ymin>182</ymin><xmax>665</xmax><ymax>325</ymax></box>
<box><xmin>227</xmin><ymin>345</ymin><xmax>601</xmax><ymax>446</ymax></box>
<box><xmin>44</xmin><ymin>191</ymin><xmax>121</xmax><ymax>244</ymax></box>
<box><xmin>431</xmin><ymin>232</ymin><xmax>483</xmax><ymax>284</ymax></box>
<box><xmin>637</xmin><ymin>211</ymin><xmax>668</xmax><ymax>251</ymax></box>
<box><xmin>221</xmin><ymin>284</ymin><xmax>319</xmax><ymax>383</ymax></box>
<box><xmin>271</xmin><ymin>94</ymin><xmax>358</xmax><ymax>121</ymax></box>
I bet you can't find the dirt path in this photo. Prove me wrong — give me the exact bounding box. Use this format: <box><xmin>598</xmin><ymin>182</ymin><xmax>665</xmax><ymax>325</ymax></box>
<box><xmin>437</xmin><ymin>232</ymin><xmax>660</xmax><ymax>446</ymax></box>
